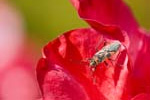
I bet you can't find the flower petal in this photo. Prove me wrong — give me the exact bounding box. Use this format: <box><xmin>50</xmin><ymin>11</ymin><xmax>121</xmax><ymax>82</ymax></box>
<box><xmin>131</xmin><ymin>93</ymin><xmax>150</xmax><ymax>100</ymax></box>
<box><xmin>0</xmin><ymin>63</ymin><xmax>41</xmax><ymax>100</ymax></box>
<box><xmin>129</xmin><ymin>34</ymin><xmax>150</xmax><ymax>97</ymax></box>
<box><xmin>70</xmin><ymin>0</ymin><xmax>143</xmax><ymax>65</ymax></box>
<box><xmin>37</xmin><ymin>58</ymin><xmax>89</xmax><ymax>100</ymax></box>
<box><xmin>0</xmin><ymin>1</ymin><xmax>41</xmax><ymax>99</ymax></box>
<box><xmin>37</xmin><ymin>28</ymin><xmax>130</xmax><ymax>100</ymax></box>
<box><xmin>0</xmin><ymin>1</ymin><xmax>24</xmax><ymax>69</ymax></box>
<box><xmin>70</xmin><ymin>0</ymin><xmax>138</xmax><ymax>33</ymax></box>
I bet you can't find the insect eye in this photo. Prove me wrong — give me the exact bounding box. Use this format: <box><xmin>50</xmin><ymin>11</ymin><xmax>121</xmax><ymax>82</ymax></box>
<box><xmin>90</xmin><ymin>60</ymin><xmax>96</xmax><ymax>66</ymax></box>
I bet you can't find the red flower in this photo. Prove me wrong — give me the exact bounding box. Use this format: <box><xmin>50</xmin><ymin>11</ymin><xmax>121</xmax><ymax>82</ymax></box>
<box><xmin>37</xmin><ymin>0</ymin><xmax>150</xmax><ymax>100</ymax></box>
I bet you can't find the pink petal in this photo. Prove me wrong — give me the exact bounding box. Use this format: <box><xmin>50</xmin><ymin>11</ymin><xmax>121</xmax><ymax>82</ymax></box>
<box><xmin>0</xmin><ymin>1</ymin><xmax>24</xmax><ymax>69</ymax></box>
<box><xmin>0</xmin><ymin>1</ymin><xmax>41</xmax><ymax>99</ymax></box>
<box><xmin>0</xmin><ymin>63</ymin><xmax>41</xmax><ymax>100</ymax></box>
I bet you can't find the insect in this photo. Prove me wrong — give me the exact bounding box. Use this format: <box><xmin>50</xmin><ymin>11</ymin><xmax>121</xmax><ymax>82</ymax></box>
<box><xmin>89</xmin><ymin>41</ymin><xmax>121</xmax><ymax>72</ymax></box>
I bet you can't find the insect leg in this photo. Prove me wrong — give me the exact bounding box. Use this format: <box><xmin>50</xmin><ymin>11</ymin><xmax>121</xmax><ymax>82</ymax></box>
<box><xmin>115</xmin><ymin>51</ymin><xmax>128</xmax><ymax>67</ymax></box>
<box><xmin>104</xmin><ymin>61</ymin><xmax>112</xmax><ymax>68</ymax></box>
<box><xmin>108</xmin><ymin>51</ymin><xmax>124</xmax><ymax>67</ymax></box>
<box><xmin>69</xmin><ymin>58</ymin><xmax>89</xmax><ymax>65</ymax></box>
<box><xmin>104</xmin><ymin>61</ymin><xmax>108</xmax><ymax>66</ymax></box>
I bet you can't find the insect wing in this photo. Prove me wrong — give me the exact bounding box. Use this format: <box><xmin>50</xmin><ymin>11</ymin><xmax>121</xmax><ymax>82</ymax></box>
<box><xmin>107</xmin><ymin>42</ymin><xmax>121</xmax><ymax>52</ymax></box>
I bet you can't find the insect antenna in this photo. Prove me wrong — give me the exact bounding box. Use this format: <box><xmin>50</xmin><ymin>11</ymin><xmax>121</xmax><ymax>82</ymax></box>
<box><xmin>69</xmin><ymin>58</ymin><xmax>89</xmax><ymax>66</ymax></box>
<box><xmin>95</xmin><ymin>39</ymin><xmax>106</xmax><ymax>52</ymax></box>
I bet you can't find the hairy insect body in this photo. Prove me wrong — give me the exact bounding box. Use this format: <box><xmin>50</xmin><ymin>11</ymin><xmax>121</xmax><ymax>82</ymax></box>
<box><xmin>89</xmin><ymin>41</ymin><xmax>121</xmax><ymax>71</ymax></box>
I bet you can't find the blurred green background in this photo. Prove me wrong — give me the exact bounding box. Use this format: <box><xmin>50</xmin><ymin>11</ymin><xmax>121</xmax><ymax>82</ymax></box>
<box><xmin>10</xmin><ymin>0</ymin><xmax>150</xmax><ymax>45</ymax></box>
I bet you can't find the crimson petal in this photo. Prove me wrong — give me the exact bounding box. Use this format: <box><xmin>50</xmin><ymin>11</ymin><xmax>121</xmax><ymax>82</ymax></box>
<box><xmin>70</xmin><ymin>0</ymin><xmax>138</xmax><ymax>33</ymax></box>
<box><xmin>37</xmin><ymin>28</ymin><xmax>130</xmax><ymax>100</ymax></box>
<box><xmin>70</xmin><ymin>0</ymin><xmax>143</xmax><ymax>65</ymax></box>
<box><xmin>129</xmin><ymin>34</ymin><xmax>150</xmax><ymax>97</ymax></box>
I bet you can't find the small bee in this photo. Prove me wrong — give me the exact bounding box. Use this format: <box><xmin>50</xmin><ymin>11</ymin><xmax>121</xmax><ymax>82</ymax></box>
<box><xmin>89</xmin><ymin>41</ymin><xmax>121</xmax><ymax>72</ymax></box>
